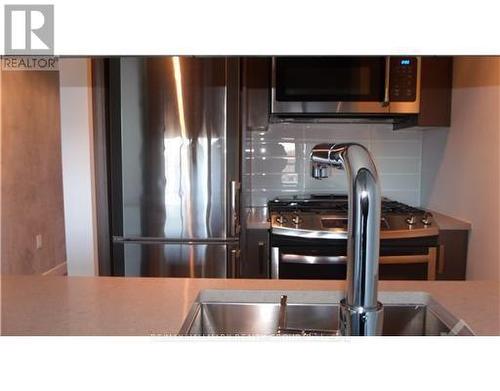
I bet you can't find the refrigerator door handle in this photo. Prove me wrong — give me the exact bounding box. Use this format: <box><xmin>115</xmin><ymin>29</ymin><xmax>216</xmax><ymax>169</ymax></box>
<box><xmin>229</xmin><ymin>180</ymin><xmax>241</xmax><ymax>237</ymax></box>
<box><xmin>113</xmin><ymin>236</ymin><xmax>239</xmax><ymax>245</ymax></box>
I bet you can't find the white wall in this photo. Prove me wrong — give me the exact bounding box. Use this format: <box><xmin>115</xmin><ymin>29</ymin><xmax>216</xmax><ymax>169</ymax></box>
<box><xmin>59</xmin><ymin>58</ymin><xmax>98</xmax><ymax>276</ymax></box>
<box><xmin>421</xmin><ymin>57</ymin><xmax>500</xmax><ymax>281</ymax></box>
<box><xmin>244</xmin><ymin>123</ymin><xmax>423</xmax><ymax>207</ymax></box>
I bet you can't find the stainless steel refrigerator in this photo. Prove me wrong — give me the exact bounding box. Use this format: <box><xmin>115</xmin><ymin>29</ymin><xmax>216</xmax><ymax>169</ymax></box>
<box><xmin>110</xmin><ymin>57</ymin><xmax>241</xmax><ymax>277</ymax></box>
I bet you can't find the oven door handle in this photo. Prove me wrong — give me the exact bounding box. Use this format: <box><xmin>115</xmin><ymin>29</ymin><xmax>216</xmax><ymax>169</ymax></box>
<box><xmin>270</xmin><ymin>247</ymin><xmax>348</xmax><ymax>278</ymax></box>
<box><xmin>281</xmin><ymin>253</ymin><xmax>348</xmax><ymax>265</ymax></box>
<box><xmin>281</xmin><ymin>253</ymin><xmax>433</xmax><ymax>265</ymax></box>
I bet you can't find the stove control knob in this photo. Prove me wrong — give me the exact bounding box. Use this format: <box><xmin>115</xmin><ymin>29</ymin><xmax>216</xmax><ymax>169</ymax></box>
<box><xmin>292</xmin><ymin>215</ymin><xmax>303</xmax><ymax>225</ymax></box>
<box><xmin>421</xmin><ymin>213</ymin><xmax>433</xmax><ymax>226</ymax></box>
<box><xmin>275</xmin><ymin>215</ymin><xmax>288</xmax><ymax>225</ymax></box>
<box><xmin>405</xmin><ymin>215</ymin><xmax>416</xmax><ymax>225</ymax></box>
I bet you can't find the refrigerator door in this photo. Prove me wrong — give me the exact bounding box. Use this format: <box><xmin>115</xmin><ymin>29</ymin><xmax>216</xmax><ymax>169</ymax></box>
<box><xmin>109</xmin><ymin>57</ymin><xmax>240</xmax><ymax>277</ymax></box>
<box><xmin>116</xmin><ymin>242</ymin><xmax>239</xmax><ymax>278</ymax></box>
<box><xmin>120</xmin><ymin>57</ymin><xmax>231</xmax><ymax>239</ymax></box>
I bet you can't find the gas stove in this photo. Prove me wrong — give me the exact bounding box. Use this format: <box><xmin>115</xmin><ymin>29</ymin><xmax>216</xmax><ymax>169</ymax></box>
<box><xmin>268</xmin><ymin>194</ymin><xmax>438</xmax><ymax>239</ymax></box>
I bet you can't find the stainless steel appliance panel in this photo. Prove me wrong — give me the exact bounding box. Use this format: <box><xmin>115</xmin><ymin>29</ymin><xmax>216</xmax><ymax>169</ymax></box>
<box><xmin>120</xmin><ymin>57</ymin><xmax>230</xmax><ymax>240</ymax></box>
<box><xmin>120</xmin><ymin>242</ymin><xmax>233</xmax><ymax>278</ymax></box>
<box><xmin>271</xmin><ymin>56</ymin><xmax>420</xmax><ymax>115</ymax></box>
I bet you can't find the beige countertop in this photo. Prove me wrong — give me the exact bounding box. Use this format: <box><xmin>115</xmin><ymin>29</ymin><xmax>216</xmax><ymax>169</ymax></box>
<box><xmin>1</xmin><ymin>276</ymin><xmax>498</xmax><ymax>336</ymax></box>
<box><xmin>430</xmin><ymin>210</ymin><xmax>472</xmax><ymax>230</ymax></box>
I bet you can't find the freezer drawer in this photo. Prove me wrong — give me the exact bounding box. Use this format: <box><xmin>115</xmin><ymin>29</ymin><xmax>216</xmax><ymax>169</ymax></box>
<box><xmin>115</xmin><ymin>242</ymin><xmax>239</xmax><ymax>278</ymax></box>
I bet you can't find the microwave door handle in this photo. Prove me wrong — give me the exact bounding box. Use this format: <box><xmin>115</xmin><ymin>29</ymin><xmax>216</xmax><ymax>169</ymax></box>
<box><xmin>382</xmin><ymin>56</ymin><xmax>390</xmax><ymax>107</ymax></box>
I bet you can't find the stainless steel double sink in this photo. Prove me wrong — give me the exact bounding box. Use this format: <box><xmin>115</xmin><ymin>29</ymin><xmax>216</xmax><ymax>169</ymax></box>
<box><xmin>179</xmin><ymin>290</ymin><xmax>474</xmax><ymax>336</ymax></box>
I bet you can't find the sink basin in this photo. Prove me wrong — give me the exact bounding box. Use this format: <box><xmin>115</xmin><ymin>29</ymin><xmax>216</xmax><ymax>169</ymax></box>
<box><xmin>178</xmin><ymin>290</ymin><xmax>474</xmax><ymax>336</ymax></box>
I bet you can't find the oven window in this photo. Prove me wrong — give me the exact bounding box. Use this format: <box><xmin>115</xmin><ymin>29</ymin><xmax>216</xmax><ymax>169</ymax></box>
<box><xmin>275</xmin><ymin>57</ymin><xmax>385</xmax><ymax>102</ymax></box>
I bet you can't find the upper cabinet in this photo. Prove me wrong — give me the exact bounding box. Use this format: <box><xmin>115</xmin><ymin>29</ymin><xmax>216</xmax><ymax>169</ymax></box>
<box><xmin>242</xmin><ymin>57</ymin><xmax>271</xmax><ymax>132</ymax></box>
<box><xmin>415</xmin><ymin>56</ymin><xmax>453</xmax><ymax>127</ymax></box>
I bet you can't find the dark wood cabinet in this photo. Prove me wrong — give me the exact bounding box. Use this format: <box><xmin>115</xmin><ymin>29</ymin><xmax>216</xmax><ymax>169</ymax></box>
<box><xmin>242</xmin><ymin>57</ymin><xmax>271</xmax><ymax>132</ymax></box>
<box><xmin>419</xmin><ymin>56</ymin><xmax>454</xmax><ymax>127</ymax></box>
<box><xmin>395</xmin><ymin>56</ymin><xmax>453</xmax><ymax>129</ymax></box>
<box><xmin>437</xmin><ymin>230</ymin><xmax>469</xmax><ymax>280</ymax></box>
<box><xmin>241</xmin><ymin>229</ymin><xmax>269</xmax><ymax>279</ymax></box>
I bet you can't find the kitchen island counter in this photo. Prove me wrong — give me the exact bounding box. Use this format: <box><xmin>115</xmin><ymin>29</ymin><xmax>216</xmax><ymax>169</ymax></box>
<box><xmin>1</xmin><ymin>276</ymin><xmax>498</xmax><ymax>336</ymax></box>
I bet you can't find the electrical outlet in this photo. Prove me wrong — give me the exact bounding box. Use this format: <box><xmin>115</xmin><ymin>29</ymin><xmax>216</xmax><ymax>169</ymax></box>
<box><xmin>35</xmin><ymin>234</ymin><xmax>43</xmax><ymax>250</ymax></box>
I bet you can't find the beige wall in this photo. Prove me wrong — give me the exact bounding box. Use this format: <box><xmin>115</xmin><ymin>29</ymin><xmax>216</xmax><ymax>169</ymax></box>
<box><xmin>421</xmin><ymin>57</ymin><xmax>500</xmax><ymax>280</ymax></box>
<box><xmin>1</xmin><ymin>70</ymin><xmax>66</xmax><ymax>275</ymax></box>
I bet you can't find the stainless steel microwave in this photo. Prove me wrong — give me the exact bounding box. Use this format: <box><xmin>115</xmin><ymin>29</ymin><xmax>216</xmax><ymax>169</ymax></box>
<box><xmin>271</xmin><ymin>56</ymin><xmax>421</xmax><ymax>115</ymax></box>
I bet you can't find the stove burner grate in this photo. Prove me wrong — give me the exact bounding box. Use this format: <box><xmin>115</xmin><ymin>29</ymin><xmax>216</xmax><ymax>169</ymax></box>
<box><xmin>269</xmin><ymin>196</ymin><xmax>425</xmax><ymax>215</ymax></box>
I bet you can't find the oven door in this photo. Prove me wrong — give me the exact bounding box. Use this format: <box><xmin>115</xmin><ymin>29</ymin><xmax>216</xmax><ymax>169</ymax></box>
<box><xmin>271</xmin><ymin>243</ymin><xmax>438</xmax><ymax>280</ymax></box>
<box><xmin>271</xmin><ymin>56</ymin><xmax>390</xmax><ymax>115</ymax></box>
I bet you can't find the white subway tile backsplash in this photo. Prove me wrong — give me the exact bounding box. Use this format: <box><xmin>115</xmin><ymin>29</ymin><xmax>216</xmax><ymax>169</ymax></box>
<box><xmin>245</xmin><ymin>173</ymin><xmax>301</xmax><ymax>189</ymax></box>
<box><xmin>306</xmin><ymin>173</ymin><xmax>348</xmax><ymax>193</ymax></box>
<box><xmin>301</xmin><ymin>123</ymin><xmax>372</xmax><ymax>141</ymax></box>
<box><xmin>379</xmin><ymin>174</ymin><xmax>420</xmax><ymax>190</ymax></box>
<box><xmin>250</xmin><ymin>142</ymin><xmax>300</xmax><ymax>159</ymax></box>
<box><xmin>246</xmin><ymin>157</ymin><xmax>301</xmax><ymax>175</ymax></box>
<box><xmin>370</xmin><ymin>140</ymin><xmax>421</xmax><ymax>157</ymax></box>
<box><xmin>244</xmin><ymin>123</ymin><xmax>423</xmax><ymax>207</ymax></box>
<box><xmin>252</xmin><ymin>123</ymin><xmax>305</xmax><ymax>140</ymax></box>
<box><xmin>382</xmin><ymin>190</ymin><xmax>420</xmax><ymax>207</ymax></box>
<box><xmin>371</xmin><ymin>125</ymin><xmax>422</xmax><ymax>140</ymax></box>
<box><xmin>374</xmin><ymin>157</ymin><xmax>420</xmax><ymax>174</ymax></box>
<box><xmin>249</xmin><ymin>189</ymin><xmax>300</xmax><ymax>206</ymax></box>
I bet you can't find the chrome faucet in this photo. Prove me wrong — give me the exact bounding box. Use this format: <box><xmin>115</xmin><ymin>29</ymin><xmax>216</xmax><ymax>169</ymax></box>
<box><xmin>310</xmin><ymin>143</ymin><xmax>384</xmax><ymax>336</ymax></box>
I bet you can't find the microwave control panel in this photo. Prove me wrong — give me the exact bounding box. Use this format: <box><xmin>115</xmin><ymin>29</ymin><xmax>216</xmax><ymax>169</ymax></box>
<box><xmin>389</xmin><ymin>57</ymin><xmax>418</xmax><ymax>102</ymax></box>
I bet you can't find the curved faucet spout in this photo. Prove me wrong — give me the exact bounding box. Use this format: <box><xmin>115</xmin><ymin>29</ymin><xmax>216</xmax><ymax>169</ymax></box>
<box><xmin>310</xmin><ymin>143</ymin><xmax>383</xmax><ymax>336</ymax></box>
